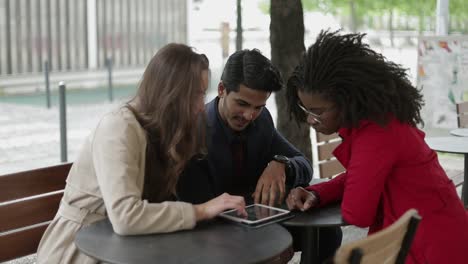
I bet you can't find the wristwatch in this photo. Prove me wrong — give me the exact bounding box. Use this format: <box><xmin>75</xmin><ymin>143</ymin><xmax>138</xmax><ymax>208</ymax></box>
<box><xmin>272</xmin><ymin>155</ymin><xmax>294</xmax><ymax>186</ymax></box>
<box><xmin>273</xmin><ymin>155</ymin><xmax>291</xmax><ymax>165</ymax></box>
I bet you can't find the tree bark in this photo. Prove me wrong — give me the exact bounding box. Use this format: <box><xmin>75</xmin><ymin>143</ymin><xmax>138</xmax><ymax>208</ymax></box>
<box><xmin>349</xmin><ymin>0</ymin><xmax>357</xmax><ymax>32</ymax></box>
<box><xmin>389</xmin><ymin>9</ymin><xmax>394</xmax><ymax>47</ymax></box>
<box><xmin>270</xmin><ymin>0</ymin><xmax>312</xmax><ymax>161</ymax></box>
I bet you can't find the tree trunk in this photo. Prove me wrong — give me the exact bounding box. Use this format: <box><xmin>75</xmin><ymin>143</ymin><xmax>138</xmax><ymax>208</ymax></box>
<box><xmin>236</xmin><ymin>0</ymin><xmax>242</xmax><ymax>51</ymax></box>
<box><xmin>389</xmin><ymin>9</ymin><xmax>394</xmax><ymax>47</ymax></box>
<box><xmin>270</xmin><ymin>0</ymin><xmax>312</xmax><ymax>161</ymax></box>
<box><xmin>418</xmin><ymin>10</ymin><xmax>424</xmax><ymax>35</ymax></box>
<box><xmin>349</xmin><ymin>0</ymin><xmax>357</xmax><ymax>32</ymax></box>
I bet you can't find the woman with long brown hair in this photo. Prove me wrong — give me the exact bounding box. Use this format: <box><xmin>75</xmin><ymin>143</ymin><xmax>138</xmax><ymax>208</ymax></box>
<box><xmin>37</xmin><ymin>43</ymin><xmax>246</xmax><ymax>264</ymax></box>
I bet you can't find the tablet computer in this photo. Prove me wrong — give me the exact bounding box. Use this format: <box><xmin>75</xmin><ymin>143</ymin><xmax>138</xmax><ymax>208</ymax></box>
<box><xmin>219</xmin><ymin>204</ymin><xmax>291</xmax><ymax>226</ymax></box>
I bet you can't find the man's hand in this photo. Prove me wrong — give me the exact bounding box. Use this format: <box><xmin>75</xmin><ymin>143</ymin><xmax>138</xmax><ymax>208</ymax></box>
<box><xmin>253</xmin><ymin>161</ymin><xmax>286</xmax><ymax>206</ymax></box>
<box><xmin>286</xmin><ymin>187</ymin><xmax>318</xmax><ymax>211</ymax></box>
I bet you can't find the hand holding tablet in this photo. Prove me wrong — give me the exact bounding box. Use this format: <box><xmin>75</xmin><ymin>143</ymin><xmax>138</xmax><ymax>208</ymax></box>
<box><xmin>219</xmin><ymin>204</ymin><xmax>293</xmax><ymax>227</ymax></box>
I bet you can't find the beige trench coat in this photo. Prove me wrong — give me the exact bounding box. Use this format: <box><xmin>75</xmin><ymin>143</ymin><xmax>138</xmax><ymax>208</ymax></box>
<box><xmin>36</xmin><ymin>107</ymin><xmax>196</xmax><ymax>264</ymax></box>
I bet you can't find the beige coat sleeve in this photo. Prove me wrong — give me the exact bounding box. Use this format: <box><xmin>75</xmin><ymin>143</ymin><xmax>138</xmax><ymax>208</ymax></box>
<box><xmin>92</xmin><ymin>111</ymin><xmax>196</xmax><ymax>235</ymax></box>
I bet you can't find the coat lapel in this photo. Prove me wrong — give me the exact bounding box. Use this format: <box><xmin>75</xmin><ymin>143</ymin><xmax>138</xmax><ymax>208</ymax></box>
<box><xmin>333</xmin><ymin>127</ymin><xmax>351</xmax><ymax>168</ymax></box>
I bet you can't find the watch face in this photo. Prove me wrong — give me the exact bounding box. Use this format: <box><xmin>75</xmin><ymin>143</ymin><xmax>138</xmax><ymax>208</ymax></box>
<box><xmin>273</xmin><ymin>155</ymin><xmax>289</xmax><ymax>164</ymax></box>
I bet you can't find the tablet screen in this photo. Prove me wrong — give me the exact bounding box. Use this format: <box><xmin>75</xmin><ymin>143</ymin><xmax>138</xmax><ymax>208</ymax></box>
<box><xmin>219</xmin><ymin>204</ymin><xmax>290</xmax><ymax>224</ymax></box>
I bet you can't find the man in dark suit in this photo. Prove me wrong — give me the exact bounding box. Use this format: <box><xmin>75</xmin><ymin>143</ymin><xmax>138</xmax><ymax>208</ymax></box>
<box><xmin>177</xmin><ymin>49</ymin><xmax>341</xmax><ymax>263</ymax></box>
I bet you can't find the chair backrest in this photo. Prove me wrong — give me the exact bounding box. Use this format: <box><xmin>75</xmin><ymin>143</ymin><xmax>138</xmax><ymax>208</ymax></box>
<box><xmin>333</xmin><ymin>209</ymin><xmax>421</xmax><ymax>264</ymax></box>
<box><xmin>316</xmin><ymin>132</ymin><xmax>345</xmax><ymax>178</ymax></box>
<box><xmin>0</xmin><ymin>163</ymin><xmax>72</xmax><ymax>262</ymax></box>
<box><xmin>457</xmin><ymin>101</ymin><xmax>468</xmax><ymax>128</ymax></box>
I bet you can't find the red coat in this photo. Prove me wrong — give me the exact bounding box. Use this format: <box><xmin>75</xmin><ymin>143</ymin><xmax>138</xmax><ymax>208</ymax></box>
<box><xmin>307</xmin><ymin>117</ymin><xmax>468</xmax><ymax>264</ymax></box>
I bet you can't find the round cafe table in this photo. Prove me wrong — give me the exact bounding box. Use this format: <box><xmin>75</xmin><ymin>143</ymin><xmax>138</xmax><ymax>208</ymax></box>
<box><xmin>425</xmin><ymin>136</ymin><xmax>468</xmax><ymax>206</ymax></box>
<box><xmin>75</xmin><ymin>218</ymin><xmax>293</xmax><ymax>264</ymax></box>
<box><xmin>282</xmin><ymin>203</ymin><xmax>346</xmax><ymax>264</ymax></box>
<box><xmin>450</xmin><ymin>128</ymin><xmax>468</xmax><ymax>137</ymax></box>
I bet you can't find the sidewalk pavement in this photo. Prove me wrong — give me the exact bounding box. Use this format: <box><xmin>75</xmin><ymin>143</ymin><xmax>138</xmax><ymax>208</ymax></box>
<box><xmin>0</xmin><ymin>100</ymin><xmax>120</xmax><ymax>175</ymax></box>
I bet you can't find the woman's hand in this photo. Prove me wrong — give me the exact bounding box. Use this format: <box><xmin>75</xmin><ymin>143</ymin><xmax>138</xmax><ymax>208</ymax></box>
<box><xmin>194</xmin><ymin>193</ymin><xmax>247</xmax><ymax>221</ymax></box>
<box><xmin>286</xmin><ymin>187</ymin><xmax>318</xmax><ymax>211</ymax></box>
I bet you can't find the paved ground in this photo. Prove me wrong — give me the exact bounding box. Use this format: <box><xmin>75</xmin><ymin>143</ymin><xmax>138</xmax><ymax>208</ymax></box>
<box><xmin>1</xmin><ymin>92</ymin><xmax>464</xmax><ymax>264</ymax></box>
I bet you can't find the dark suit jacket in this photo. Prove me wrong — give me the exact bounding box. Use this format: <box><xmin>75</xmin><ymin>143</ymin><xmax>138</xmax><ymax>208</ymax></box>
<box><xmin>177</xmin><ymin>97</ymin><xmax>313</xmax><ymax>203</ymax></box>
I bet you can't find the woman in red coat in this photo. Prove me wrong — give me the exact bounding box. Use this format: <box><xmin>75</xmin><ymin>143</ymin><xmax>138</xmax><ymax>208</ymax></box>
<box><xmin>286</xmin><ymin>30</ymin><xmax>468</xmax><ymax>263</ymax></box>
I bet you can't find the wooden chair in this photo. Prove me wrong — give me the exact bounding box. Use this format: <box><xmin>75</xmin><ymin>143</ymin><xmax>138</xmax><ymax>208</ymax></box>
<box><xmin>0</xmin><ymin>163</ymin><xmax>72</xmax><ymax>262</ymax></box>
<box><xmin>456</xmin><ymin>101</ymin><xmax>468</xmax><ymax>128</ymax></box>
<box><xmin>333</xmin><ymin>209</ymin><xmax>421</xmax><ymax>264</ymax></box>
<box><xmin>316</xmin><ymin>132</ymin><xmax>345</xmax><ymax>178</ymax></box>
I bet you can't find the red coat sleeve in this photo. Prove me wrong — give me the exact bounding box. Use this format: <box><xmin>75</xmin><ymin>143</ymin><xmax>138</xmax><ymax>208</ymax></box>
<box><xmin>306</xmin><ymin>172</ymin><xmax>346</xmax><ymax>206</ymax></box>
<box><xmin>308</xmin><ymin>123</ymin><xmax>398</xmax><ymax>228</ymax></box>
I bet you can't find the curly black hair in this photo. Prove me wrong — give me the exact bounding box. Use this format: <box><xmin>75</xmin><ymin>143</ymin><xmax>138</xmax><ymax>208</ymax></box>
<box><xmin>287</xmin><ymin>30</ymin><xmax>424</xmax><ymax>128</ymax></box>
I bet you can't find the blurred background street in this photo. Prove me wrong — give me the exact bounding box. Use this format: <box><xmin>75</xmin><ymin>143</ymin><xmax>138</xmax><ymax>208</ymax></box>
<box><xmin>1</xmin><ymin>0</ymin><xmax>466</xmax><ymax>263</ymax></box>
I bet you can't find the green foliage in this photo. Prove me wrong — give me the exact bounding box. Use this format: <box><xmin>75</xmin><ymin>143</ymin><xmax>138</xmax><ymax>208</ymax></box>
<box><xmin>450</xmin><ymin>0</ymin><xmax>468</xmax><ymax>19</ymax></box>
<box><xmin>260</xmin><ymin>0</ymin><xmax>468</xmax><ymax>33</ymax></box>
<box><xmin>258</xmin><ymin>0</ymin><xmax>269</xmax><ymax>13</ymax></box>
<box><xmin>300</xmin><ymin>0</ymin><xmax>438</xmax><ymax>16</ymax></box>
<box><xmin>448</xmin><ymin>89</ymin><xmax>456</xmax><ymax>105</ymax></box>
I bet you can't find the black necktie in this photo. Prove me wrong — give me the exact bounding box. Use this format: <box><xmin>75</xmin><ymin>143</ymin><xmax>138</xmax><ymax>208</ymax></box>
<box><xmin>231</xmin><ymin>135</ymin><xmax>245</xmax><ymax>194</ymax></box>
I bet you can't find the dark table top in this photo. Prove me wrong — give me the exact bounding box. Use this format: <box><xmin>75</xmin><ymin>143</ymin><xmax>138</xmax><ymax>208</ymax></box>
<box><xmin>280</xmin><ymin>202</ymin><xmax>346</xmax><ymax>264</ymax></box>
<box><xmin>75</xmin><ymin>218</ymin><xmax>292</xmax><ymax>264</ymax></box>
<box><xmin>282</xmin><ymin>202</ymin><xmax>346</xmax><ymax>228</ymax></box>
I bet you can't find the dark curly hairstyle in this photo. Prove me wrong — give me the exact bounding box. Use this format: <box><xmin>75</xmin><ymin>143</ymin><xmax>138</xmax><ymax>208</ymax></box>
<box><xmin>287</xmin><ymin>30</ymin><xmax>424</xmax><ymax>128</ymax></box>
<box><xmin>221</xmin><ymin>49</ymin><xmax>283</xmax><ymax>93</ymax></box>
